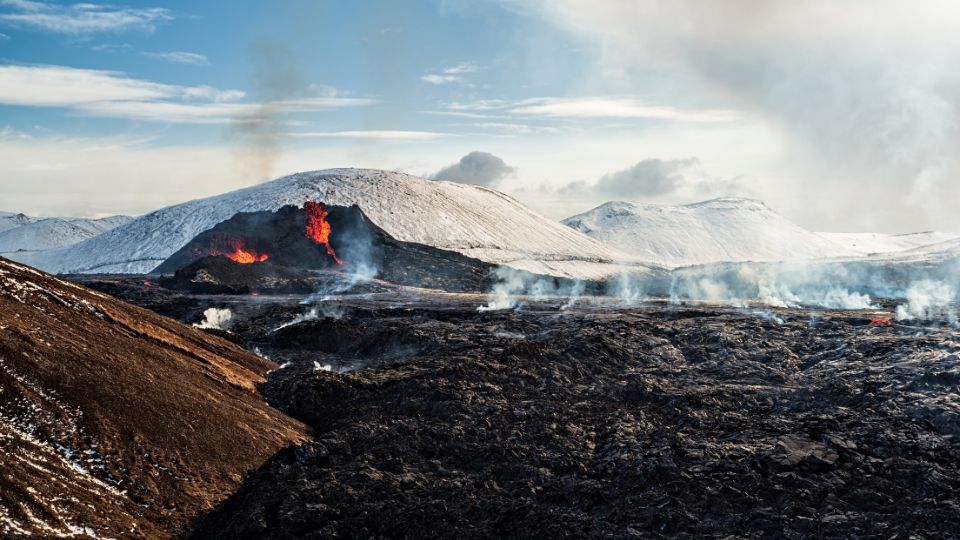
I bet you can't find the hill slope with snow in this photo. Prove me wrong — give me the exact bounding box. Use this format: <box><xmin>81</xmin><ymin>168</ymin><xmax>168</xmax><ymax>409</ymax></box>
<box><xmin>0</xmin><ymin>215</ymin><xmax>131</xmax><ymax>254</ymax></box>
<box><xmin>0</xmin><ymin>211</ymin><xmax>38</xmax><ymax>234</ymax></box>
<box><xmin>561</xmin><ymin>198</ymin><xmax>936</xmax><ymax>267</ymax></box>
<box><xmin>818</xmin><ymin>231</ymin><xmax>959</xmax><ymax>255</ymax></box>
<box><xmin>11</xmin><ymin>169</ymin><xmax>642</xmax><ymax>279</ymax></box>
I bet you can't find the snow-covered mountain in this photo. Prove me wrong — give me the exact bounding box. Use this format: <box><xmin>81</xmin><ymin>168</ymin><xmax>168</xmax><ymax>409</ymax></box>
<box><xmin>0</xmin><ymin>215</ymin><xmax>132</xmax><ymax>254</ymax></box>
<box><xmin>10</xmin><ymin>169</ymin><xmax>644</xmax><ymax>279</ymax></box>
<box><xmin>0</xmin><ymin>211</ymin><xmax>38</xmax><ymax>234</ymax></box>
<box><xmin>561</xmin><ymin>198</ymin><xmax>953</xmax><ymax>267</ymax></box>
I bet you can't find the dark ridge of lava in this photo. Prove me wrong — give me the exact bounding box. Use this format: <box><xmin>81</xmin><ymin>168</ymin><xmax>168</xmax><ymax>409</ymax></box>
<box><xmin>0</xmin><ymin>257</ymin><xmax>307</xmax><ymax>538</ymax></box>
<box><xmin>192</xmin><ymin>302</ymin><xmax>960</xmax><ymax>539</ymax></box>
<box><xmin>153</xmin><ymin>203</ymin><xmax>535</xmax><ymax>293</ymax></box>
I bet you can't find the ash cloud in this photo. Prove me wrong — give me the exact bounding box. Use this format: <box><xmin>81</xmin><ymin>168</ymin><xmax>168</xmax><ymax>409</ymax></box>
<box><xmin>228</xmin><ymin>40</ymin><xmax>304</xmax><ymax>183</ymax></box>
<box><xmin>431</xmin><ymin>151</ymin><xmax>515</xmax><ymax>187</ymax></box>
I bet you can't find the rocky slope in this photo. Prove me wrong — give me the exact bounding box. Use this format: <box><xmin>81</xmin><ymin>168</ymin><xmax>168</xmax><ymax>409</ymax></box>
<box><xmin>0</xmin><ymin>257</ymin><xmax>306</xmax><ymax>538</ymax></box>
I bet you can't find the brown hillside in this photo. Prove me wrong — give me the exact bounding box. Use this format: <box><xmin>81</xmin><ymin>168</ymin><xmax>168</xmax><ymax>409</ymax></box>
<box><xmin>0</xmin><ymin>257</ymin><xmax>306</xmax><ymax>538</ymax></box>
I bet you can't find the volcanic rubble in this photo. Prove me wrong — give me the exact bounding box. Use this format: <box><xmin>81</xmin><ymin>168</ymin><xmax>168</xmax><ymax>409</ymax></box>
<box><xmin>169</xmin><ymin>295</ymin><xmax>960</xmax><ymax>539</ymax></box>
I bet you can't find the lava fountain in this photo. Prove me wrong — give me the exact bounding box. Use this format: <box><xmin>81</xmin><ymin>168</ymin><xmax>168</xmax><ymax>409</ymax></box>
<box><xmin>304</xmin><ymin>201</ymin><xmax>343</xmax><ymax>264</ymax></box>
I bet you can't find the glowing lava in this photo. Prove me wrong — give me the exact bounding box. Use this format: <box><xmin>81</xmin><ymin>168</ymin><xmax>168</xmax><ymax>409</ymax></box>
<box><xmin>304</xmin><ymin>201</ymin><xmax>343</xmax><ymax>264</ymax></box>
<box><xmin>870</xmin><ymin>317</ymin><xmax>893</xmax><ymax>327</ymax></box>
<box><xmin>210</xmin><ymin>240</ymin><xmax>269</xmax><ymax>264</ymax></box>
<box><xmin>227</xmin><ymin>246</ymin><xmax>269</xmax><ymax>264</ymax></box>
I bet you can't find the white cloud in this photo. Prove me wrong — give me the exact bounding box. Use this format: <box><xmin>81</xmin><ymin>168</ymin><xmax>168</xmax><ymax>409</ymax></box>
<box><xmin>464</xmin><ymin>122</ymin><xmax>562</xmax><ymax>135</ymax></box>
<box><xmin>448</xmin><ymin>96</ymin><xmax>737</xmax><ymax>122</ymax></box>
<box><xmin>0</xmin><ymin>124</ymin><xmax>31</xmax><ymax>139</ymax></box>
<box><xmin>0</xmin><ymin>64</ymin><xmax>374</xmax><ymax>124</ymax></box>
<box><xmin>0</xmin><ymin>64</ymin><xmax>188</xmax><ymax>106</ymax></box>
<box><xmin>142</xmin><ymin>51</ymin><xmax>209</xmax><ymax>65</ymax></box>
<box><xmin>0</xmin><ymin>0</ymin><xmax>172</xmax><ymax>34</ymax></box>
<box><xmin>289</xmin><ymin>130</ymin><xmax>449</xmax><ymax>140</ymax></box>
<box><xmin>421</xmin><ymin>73</ymin><xmax>461</xmax><ymax>85</ymax></box>
<box><xmin>0</xmin><ymin>31</ymin><xmax>9</xmax><ymax>40</ymax></box>
<box><xmin>420</xmin><ymin>61</ymin><xmax>481</xmax><ymax>85</ymax></box>
<box><xmin>442</xmin><ymin>61</ymin><xmax>479</xmax><ymax>75</ymax></box>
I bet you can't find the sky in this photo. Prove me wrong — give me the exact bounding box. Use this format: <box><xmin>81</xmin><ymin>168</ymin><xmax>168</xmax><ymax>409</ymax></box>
<box><xmin>1</xmin><ymin>0</ymin><xmax>959</xmax><ymax>234</ymax></box>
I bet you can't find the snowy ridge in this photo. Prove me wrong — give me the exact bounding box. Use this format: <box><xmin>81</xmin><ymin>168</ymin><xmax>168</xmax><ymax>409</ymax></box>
<box><xmin>819</xmin><ymin>231</ymin><xmax>959</xmax><ymax>256</ymax></box>
<box><xmin>11</xmin><ymin>169</ymin><xmax>643</xmax><ymax>280</ymax></box>
<box><xmin>0</xmin><ymin>212</ymin><xmax>38</xmax><ymax>234</ymax></box>
<box><xmin>0</xmin><ymin>215</ymin><xmax>132</xmax><ymax>254</ymax></box>
<box><xmin>561</xmin><ymin>198</ymin><xmax>953</xmax><ymax>268</ymax></box>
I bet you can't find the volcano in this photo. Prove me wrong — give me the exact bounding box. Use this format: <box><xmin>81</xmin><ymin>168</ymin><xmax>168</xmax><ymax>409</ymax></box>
<box><xmin>153</xmin><ymin>203</ymin><xmax>532</xmax><ymax>293</ymax></box>
<box><xmin>12</xmin><ymin>169</ymin><xmax>643</xmax><ymax>280</ymax></box>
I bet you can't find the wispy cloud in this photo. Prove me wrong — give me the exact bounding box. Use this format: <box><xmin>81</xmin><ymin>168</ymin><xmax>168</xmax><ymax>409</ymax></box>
<box><xmin>0</xmin><ymin>64</ymin><xmax>374</xmax><ymax>124</ymax></box>
<box><xmin>0</xmin><ymin>0</ymin><xmax>172</xmax><ymax>35</ymax></box>
<box><xmin>0</xmin><ymin>124</ymin><xmax>32</xmax><ymax>140</ymax></box>
<box><xmin>465</xmin><ymin>122</ymin><xmax>562</xmax><ymax>135</ymax></box>
<box><xmin>142</xmin><ymin>51</ymin><xmax>209</xmax><ymax>65</ymax></box>
<box><xmin>288</xmin><ymin>130</ymin><xmax>449</xmax><ymax>140</ymax></box>
<box><xmin>448</xmin><ymin>96</ymin><xmax>738</xmax><ymax>122</ymax></box>
<box><xmin>0</xmin><ymin>31</ymin><xmax>9</xmax><ymax>40</ymax></box>
<box><xmin>420</xmin><ymin>61</ymin><xmax>481</xmax><ymax>85</ymax></box>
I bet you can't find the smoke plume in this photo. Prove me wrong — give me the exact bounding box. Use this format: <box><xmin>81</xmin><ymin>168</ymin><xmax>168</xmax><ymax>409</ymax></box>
<box><xmin>228</xmin><ymin>40</ymin><xmax>304</xmax><ymax>183</ymax></box>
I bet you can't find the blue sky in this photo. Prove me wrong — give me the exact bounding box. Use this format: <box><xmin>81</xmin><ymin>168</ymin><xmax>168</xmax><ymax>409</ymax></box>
<box><xmin>1</xmin><ymin>0</ymin><xmax>959</xmax><ymax>234</ymax></box>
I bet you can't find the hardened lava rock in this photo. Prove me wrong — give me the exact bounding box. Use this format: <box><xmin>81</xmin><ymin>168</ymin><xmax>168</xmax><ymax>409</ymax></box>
<box><xmin>193</xmin><ymin>305</ymin><xmax>960</xmax><ymax>539</ymax></box>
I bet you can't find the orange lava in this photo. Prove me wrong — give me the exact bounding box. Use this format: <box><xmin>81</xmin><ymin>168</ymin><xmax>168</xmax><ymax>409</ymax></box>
<box><xmin>226</xmin><ymin>246</ymin><xmax>269</xmax><ymax>264</ymax></box>
<box><xmin>211</xmin><ymin>240</ymin><xmax>269</xmax><ymax>264</ymax></box>
<box><xmin>870</xmin><ymin>317</ymin><xmax>893</xmax><ymax>326</ymax></box>
<box><xmin>304</xmin><ymin>201</ymin><xmax>342</xmax><ymax>264</ymax></box>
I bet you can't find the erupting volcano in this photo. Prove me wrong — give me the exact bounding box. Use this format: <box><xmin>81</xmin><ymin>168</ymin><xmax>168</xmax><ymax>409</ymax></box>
<box><xmin>304</xmin><ymin>201</ymin><xmax>342</xmax><ymax>265</ymax></box>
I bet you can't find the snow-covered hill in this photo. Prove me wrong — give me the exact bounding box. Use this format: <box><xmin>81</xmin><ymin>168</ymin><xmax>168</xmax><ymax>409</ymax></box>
<box><xmin>561</xmin><ymin>198</ymin><xmax>949</xmax><ymax>267</ymax></box>
<box><xmin>0</xmin><ymin>215</ymin><xmax>131</xmax><ymax>254</ymax></box>
<box><xmin>818</xmin><ymin>231</ymin><xmax>959</xmax><ymax>256</ymax></box>
<box><xmin>10</xmin><ymin>169</ymin><xmax>643</xmax><ymax>279</ymax></box>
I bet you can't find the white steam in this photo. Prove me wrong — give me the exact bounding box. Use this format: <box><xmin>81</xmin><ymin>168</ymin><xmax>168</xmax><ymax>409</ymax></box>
<box><xmin>273</xmin><ymin>301</ymin><xmax>345</xmax><ymax>332</ymax></box>
<box><xmin>194</xmin><ymin>307</ymin><xmax>232</xmax><ymax>330</ymax></box>
<box><xmin>608</xmin><ymin>271</ymin><xmax>644</xmax><ymax>305</ymax></box>
<box><xmin>478</xmin><ymin>266</ymin><xmax>585</xmax><ymax>312</ymax></box>
<box><xmin>895</xmin><ymin>280</ymin><xmax>957</xmax><ymax>322</ymax></box>
<box><xmin>478</xmin><ymin>267</ymin><xmax>529</xmax><ymax>311</ymax></box>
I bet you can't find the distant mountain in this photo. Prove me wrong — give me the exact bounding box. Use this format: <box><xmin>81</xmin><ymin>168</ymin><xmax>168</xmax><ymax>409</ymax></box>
<box><xmin>0</xmin><ymin>211</ymin><xmax>37</xmax><ymax>234</ymax></box>
<box><xmin>10</xmin><ymin>169</ymin><xmax>645</xmax><ymax>280</ymax></box>
<box><xmin>0</xmin><ymin>256</ymin><xmax>305</xmax><ymax>537</ymax></box>
<box><xmin>818</xmin><ymin>231</ymin><xmax>959</xmax><ymax>256</ymax></box>
<box><xmin>561</xmin><ymin>198</ymin><xmax>948</xmax><ymax>267</ymax></box>
<box><xmin>0</xmin><ymin>215</ymin><xmax>132</xmax><ymax>253</ymax></box>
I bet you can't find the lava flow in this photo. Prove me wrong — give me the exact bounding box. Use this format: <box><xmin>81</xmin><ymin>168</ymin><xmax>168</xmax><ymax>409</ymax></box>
<box><xmin>208</xmin><ymin>240</ymin><xmax>269</xmax><ymax>264</ymax></box>
<box><xmin>304</xmin><ymin>201</ymin><xmax>343</xmax><ymax>264</ymax></box>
